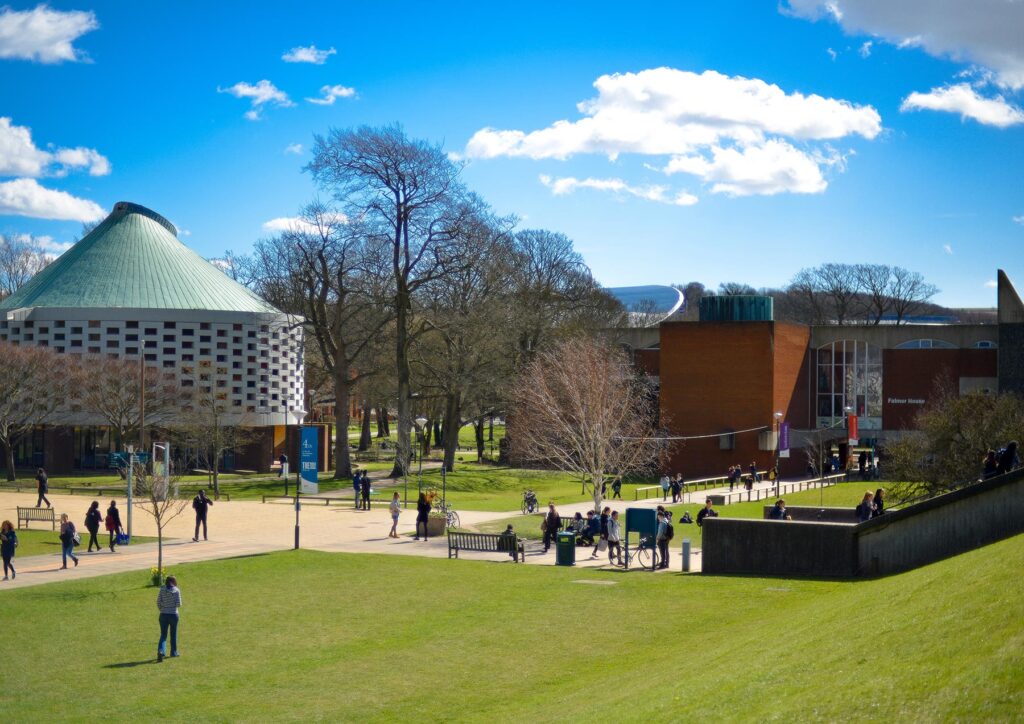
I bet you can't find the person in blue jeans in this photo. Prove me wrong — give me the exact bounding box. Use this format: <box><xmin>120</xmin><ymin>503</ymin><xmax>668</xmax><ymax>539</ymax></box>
<box><xmin>156</xmin><ymin>575</ymin><xmax>182</xmax><ymax>661</ymax></box>
<box><xmin>59</xmin><ymin>513</ymin><xmax>79</xmax><ymax>569</ymax></box>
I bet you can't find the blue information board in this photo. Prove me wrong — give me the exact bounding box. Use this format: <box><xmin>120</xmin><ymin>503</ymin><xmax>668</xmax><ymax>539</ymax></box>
<box><xmin>300</xmin><ymin>426</ymin><xmax>319</xmax><ymax>494</ymax></box>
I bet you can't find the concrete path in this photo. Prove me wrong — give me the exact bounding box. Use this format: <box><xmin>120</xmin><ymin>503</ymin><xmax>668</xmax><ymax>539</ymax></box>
<box><xmin>0</xmin><ymin>476</ymin><xmax>832</xmax><ymax>590</ymax></box>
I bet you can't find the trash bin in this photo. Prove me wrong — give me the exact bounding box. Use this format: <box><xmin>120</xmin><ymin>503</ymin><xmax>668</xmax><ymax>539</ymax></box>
<box><xmin>556</xmin><ymin>531</ymin><xmax>576</xmax><ymax>566</ymax></box>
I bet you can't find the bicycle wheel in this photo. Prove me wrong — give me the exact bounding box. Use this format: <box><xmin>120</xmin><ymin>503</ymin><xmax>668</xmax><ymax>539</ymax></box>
<box><xmin>637</xmin><ymin>546</ymin><xmax>656</xmax><ymax>570</ymax></box>
<box><xmin>448</xmin><ymin>511</ymin><xmax>460</xmax><ymax>528</ymax></box>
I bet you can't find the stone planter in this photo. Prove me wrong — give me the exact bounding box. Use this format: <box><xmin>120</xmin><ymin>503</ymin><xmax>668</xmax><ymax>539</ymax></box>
<box><xmin>427</xmin><ymin>516</ymin><xmax>447</xmax><ymax>537</ymax></box>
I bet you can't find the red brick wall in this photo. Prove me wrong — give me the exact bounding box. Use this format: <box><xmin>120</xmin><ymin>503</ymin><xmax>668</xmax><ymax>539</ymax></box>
<box><xmin>882</xmin><ymin>349</ymin><xmax>997</xmax><ymax>428</ymax></box>
<box><xmin>633</xmin><ymin>348</ymin><xmax>660</xmax><ymax>377</ymax></box>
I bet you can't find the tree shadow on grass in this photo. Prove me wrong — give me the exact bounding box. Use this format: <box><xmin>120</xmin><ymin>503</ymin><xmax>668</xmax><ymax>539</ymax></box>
<box><xmin>103</xmin><ymin>659</ymin><xmax>159</xmax><ymax>669</ymax></box>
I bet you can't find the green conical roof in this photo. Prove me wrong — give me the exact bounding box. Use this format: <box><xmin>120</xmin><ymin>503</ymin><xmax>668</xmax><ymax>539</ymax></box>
<box><xmin>0</xmin><ymin>202</ymin><xmax>279</xmax><ymax>314</ymax></box>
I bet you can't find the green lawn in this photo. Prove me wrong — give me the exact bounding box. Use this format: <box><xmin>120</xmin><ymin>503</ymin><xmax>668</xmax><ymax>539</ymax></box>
<box><xmin>2</xmin><ymin>535</ymin><xmax>1022</xmax><ymax>720</ymax></box>
<box><xmin>476</xmin><ymin>482</ymin><xmax>875</xmax><ymax>543</ymax></box>
<box><xmin>413</xmin><ymin>463</ymin><xmax>654</xmax><ymax>512</ymax></box>
<box><xmin>2</xmin><ymin>528</ymin><xmax>159</xmax><ymax>557</ymax></box>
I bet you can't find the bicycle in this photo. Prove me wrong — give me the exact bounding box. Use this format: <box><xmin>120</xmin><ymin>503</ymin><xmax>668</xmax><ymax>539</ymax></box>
<box><xmin>435</xmin><ymin>501</ymin><xmax>460</xmax><ymax>529</ymax></box>
<box><xmin>625</xmin><ymin>535</ymin><xmax>659</xmax><ymax>570</ymax></box>
<box><xmin>521</xmin><ymin>490</ymin><xmax>540</xmax><ymax>515</ymax></box>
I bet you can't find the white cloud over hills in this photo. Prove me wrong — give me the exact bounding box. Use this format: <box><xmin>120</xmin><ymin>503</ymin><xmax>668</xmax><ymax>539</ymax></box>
<box><xmin>0</xmin><ymin>4</ymin><xmax>98</xmax><ymax>63</ymax></box>
<box><xmin>465</xmin><ymin>67</ymin><xmax>880</xmax><ymax>199</ymax></box>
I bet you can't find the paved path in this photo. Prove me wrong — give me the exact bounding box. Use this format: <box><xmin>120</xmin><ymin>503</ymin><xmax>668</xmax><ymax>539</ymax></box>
<box><xmin>0</xmin><ymin>476</ymin><xmax>837</xmax><ymax>590</ymax></box>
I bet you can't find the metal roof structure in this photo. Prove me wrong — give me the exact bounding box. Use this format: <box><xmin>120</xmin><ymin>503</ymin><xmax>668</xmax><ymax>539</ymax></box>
<box><xmin>0</xmin><ymin>201</ymin><xmax>280</xmax><ymax>314</ymax></box>
<box><xmin>607</xmin><ymin>284</ymin><xmax>685</xmax><ymax>326</ymax></box>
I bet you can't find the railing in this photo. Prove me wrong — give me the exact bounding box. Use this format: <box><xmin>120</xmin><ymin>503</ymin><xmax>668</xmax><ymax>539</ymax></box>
<box><xmin>709</xmin><ymin>473</ymin><xmax>846</xmax><ymax>505</ymax></box>
<box><xmin>635</xmin><ymin>470</ymin><xmax>770</xmax><ymax>501</ymax></box>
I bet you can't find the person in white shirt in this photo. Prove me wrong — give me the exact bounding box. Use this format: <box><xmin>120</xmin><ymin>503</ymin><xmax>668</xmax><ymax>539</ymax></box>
<box><xmin>389</xmin><ymin>492</ymin><xmax>402</xmax><ymax>538</ymax></box>
<box><xmin>606</xmin><ymin>510</ymin><xmax>623</xmax><ymax>566</ymax></box>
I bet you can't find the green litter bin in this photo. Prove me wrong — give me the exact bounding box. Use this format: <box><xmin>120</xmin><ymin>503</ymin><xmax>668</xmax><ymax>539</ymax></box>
<box><xmin>556</xmin><ymin>531</ymin><xmax>576</xmax><ymax>566</ymax></box>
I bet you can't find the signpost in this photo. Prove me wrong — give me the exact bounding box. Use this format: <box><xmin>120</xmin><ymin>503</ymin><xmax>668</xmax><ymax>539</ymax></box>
<box><xmin>779</xmin><ymin>422</ymin><xmax>790</xmax><ymax>458</ymax></box>
<box><xmin>300</xmin><ymin>426</ymin><xmax>319</xmax><ymax>495</ymax></box>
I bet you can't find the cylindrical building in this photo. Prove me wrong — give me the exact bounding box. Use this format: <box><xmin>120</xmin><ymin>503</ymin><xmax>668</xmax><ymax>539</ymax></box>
<box><xmin>0</xmin><ymin>201</ymin><xmax>305</xmax><ymax>472</ymax></box>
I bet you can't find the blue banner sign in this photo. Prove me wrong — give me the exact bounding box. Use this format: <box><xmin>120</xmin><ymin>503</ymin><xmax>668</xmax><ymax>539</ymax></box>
<box><xmin>300</xmin><ymin>426</ymin><xmax>319</xmax><ymax>494</ymax></box>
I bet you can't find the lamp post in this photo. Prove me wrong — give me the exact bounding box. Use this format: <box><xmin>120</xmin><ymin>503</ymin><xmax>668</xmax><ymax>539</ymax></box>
<box><xmin>126</xmin><ymin>444</ymin><xmax>134</xmax><ymax>541</ymax></box>
<box><xmin>773</xmin><ymin>411</ymin><xmax>784</xmax><ymax>497</ymax></box>
<box><xmin>414</xmin><ymin>415</ymin><xmax>427</xmax><ymax>497</ymax></box>
<box><xmin>291</xmin><ymin>407</ymin><xmax>307</xmax><ymax>550</ymax></box>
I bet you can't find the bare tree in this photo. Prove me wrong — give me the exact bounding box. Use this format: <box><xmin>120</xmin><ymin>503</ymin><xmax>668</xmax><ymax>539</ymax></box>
<box><xmin>132</xmin><ymin>463</ymin><xmax>189</xmax><ymax>580</ymax></box>
<box><xmin>718</xmin><ymin>281</ymin><xmax>756</xmax><ymax>296</ymax></box>
<box><xmin>0</xmin><ymin>343</ymin><xmax>68</xmax><ymax>481</ymax></box>
<box><xmin>817</xmin><ymin>263</ymin><xmax>861</xmax><ymax>325</ymax></box>
<box><xmin>0</xmin><ymin>234</ymin><xmax>49</xmax><ymax>299</ymax></box>
<box><xmin>888</xmin><ymin>267</ymin><xmax>939</xmax><ymax>324</ymax></box>
<box><xmin>508</xmin><ymin>337</ymin><xmax>665</xmax><ymax>512</ymax></box>
<box><xmin>856</xmin><ymin>264</ymin><xmax>893</xmax><ymax>325</ymax></box>
<box><xmin>308</xmin><ymin>124</ymin><xmax>472</xmax><ymax>479</ymax></box>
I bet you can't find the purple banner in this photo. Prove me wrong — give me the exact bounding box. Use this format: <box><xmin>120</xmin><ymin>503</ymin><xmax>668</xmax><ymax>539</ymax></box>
<box><xmin>779</xmin><ymin>422</ymin><xmax>790</xmax><ymax>452</ymax></box>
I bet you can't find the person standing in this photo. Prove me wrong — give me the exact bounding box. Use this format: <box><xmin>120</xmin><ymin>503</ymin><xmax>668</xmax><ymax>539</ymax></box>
<box><xmin>361</xmin><ymin>473</ymin><xmax>371</xmax><ymax>510</ymax></box>
<box><xmin>84</xmin><ymin>501</ymin><xmax>103</xmax><ymax>552</ymax></box>
<box><xmin>542</xmin><ymin>503</ymin><xmax>560</xmax><ymax>553</ymax></box>
<box><xmin>106</xmin><ymin>500</ymin><xmax>123</xmax><ymax>552</ymax></box>
<box><xmin>592</xmin><ymin>506</ymin><xmax>611</xmax><ymax>559</ymax></box>
<box><xmin>659</xmin><ymin>474</ymin><xmax>670</xmax><ymax>501</ymax></box>
<box><xmin>192</xmin><ymin>490</ymin><xmax>213</xmax><ymax>542</ymax></box>
<box><xmin>611</xmin><ymin>477</ymin><xmax>622</xmax><ymax>499</ymax></box>
<box><xmin>696</xmin><ymin>498</ymin><xmax>718</xmax><ymax>527</ymax></box>
<box><xmin>769</xmin><ymin>499</ymin><xmax>792</xmax><ymax>520</ymax></box>
<box><xmin>606</xmin><ymin>510</ymin><xmax>623</xmax><ymax>566</ymax></box>
<box><xmin>35</xmin><ymin>468</ymin><xmax>51</xmax><ymax>508</ymax></box>
<box><xmin>156</xmin><ymin>575</ymin><xmax>182</xmax><ymax>662</ymax></box>
<box><xmin>277</xmin><ymin>453</ymin><xmax>288</xmax><ymax>478</ymax></box>
<box><xmin>388</xmin><ymin>492</ymin><xmax>401</xmax><ymax>538</ymax></box>
<box><xmin>872</xmin><ymin>488</ymin><xmax>886</xmax><ymax>517</ymax></box>
<box><xmin>670</xmin><ymin>474</ymin><xmax>682</xmax><ymax>504</ymax></box>
<box><xmin>655</xmin><ymin>511</ymin><xmax>671</xmax><ymax>570</ymax></box>
<box><xmin>1</xmin><ymin>520</ymin><xmax>17</xmax><ymax>580</ymax></box>
<box><xmin>59</xmin><ymin>513</ymin><xmax>79</xmax><ymax>569</ymax></box>
<box><xmin>996</xmin><ymin>441</ymin><xmax>1020</xmax><ymax>475</ymax></box>
<box><xmin>414</xmin><ymin>492</ymin><xmax>431</xmax><ymax>541</ymax></box>
<box><xmin>856</xmin><ymin>491</ymin><xmax>875</xmax><ymax>522</ymax></box>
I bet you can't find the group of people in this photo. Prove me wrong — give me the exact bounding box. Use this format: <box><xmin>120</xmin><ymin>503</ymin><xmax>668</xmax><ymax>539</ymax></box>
<box><xmin>982</xmin><ymin>441</ymin><xmax>1020</xmax><ymax>480</ymax></box>
<box><xmin>726</xmin><ymin>462</ymin><xmax>763</xmax><ymax>492</ymax></box>
<box><xmin>48</xmin><ymin>500</ymin><xmax>127</xmax><ymax>572</ymax></box>
<box><xmin>856</xmin><ymin>489</ymin><xmax>886</xmax><ymax>522</ymax></box>
<box><xmin>658</xmin><ymin>474</ymin><xmax>685</xmax><ymax>503</ymax></box>
<box><xmin>351</xmin><ymin>470</ymin><xmax>373</xmax><ymax>510</ymax></box>
<box><xmin>540</xmin><ymin>503</ymin><xmax>625</xmax><ymax>566</ymax></box>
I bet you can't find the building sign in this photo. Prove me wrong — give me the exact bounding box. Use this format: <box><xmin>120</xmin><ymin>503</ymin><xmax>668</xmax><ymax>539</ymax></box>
<box><xmin>887</xmin><ymin>398</ymin><xmax>926</xmax><ymax>405</ymax></box>
<box><xmin>300</xmin><ymin>426</ymin><xmax>319</xmax><ymax>494</ymax></box>
<box><xmin>779</xmin><ymin>422</ymin><xmax>790</xmax><ymax>453</ymax></box>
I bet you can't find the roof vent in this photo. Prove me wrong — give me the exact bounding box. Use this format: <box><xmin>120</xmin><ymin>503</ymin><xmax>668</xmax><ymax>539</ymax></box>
<box><xmin>112</xmin><ymin>201</ymin><xmax>178</xmax><ymax>237</ymax></box>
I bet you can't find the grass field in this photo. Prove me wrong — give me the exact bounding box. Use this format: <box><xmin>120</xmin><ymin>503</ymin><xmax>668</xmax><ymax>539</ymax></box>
<box><xmin>475</xmin><ymin>481</ymin><xmax>873</xmax><ymax>543</ymax></box>
<box><xmin>1</xmin><ymin>534</ymin><xmax>1021</xmax><ymax>720</ymax></box>
<box><xmin>1</xmin><ymin>528</ymin><xmax>159</xmax><ymax>557</ymax></box>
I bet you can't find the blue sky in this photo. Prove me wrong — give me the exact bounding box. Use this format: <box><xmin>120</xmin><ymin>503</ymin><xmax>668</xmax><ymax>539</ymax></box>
<box><xmin>1</xmin><ymin>1</ymin><xmax>1021</xmax><ymax>307</ymax></box>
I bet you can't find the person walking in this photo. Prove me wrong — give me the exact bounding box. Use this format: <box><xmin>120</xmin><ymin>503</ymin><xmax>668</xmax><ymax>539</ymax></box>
<box><xmin>982</xmin><ymin>450</ymin><xmax>999</xmax><ymax>479</ymax></box>
<box><xmin>156</xmin><ymin>575</ymin><xmax>182</xmax><ymax>661</ymax></box>
<box><xmin>769</xmin><ymin>499</ymin><xmax>792</xmax><ymax>520</ymax></box>
<box><xmin>1</xmin><ymin>520</ymin><xmax>17</xmax><ymax>580</ymax></box>
<box><xmin>696</xmin><ymin>498</ymin><xmax>718</xmax><ymax>527</ymax></box>
<box><xmin>659</xmin><ymin>474</ymin><xmax>670</xmax><ymax>501</ymax></box>
<box><xmin>656</xmin><ymin>511</ymin><xmax>672</xmax><ymax>569</ymax></box>
<box><xmin>414</xmin><ymin>492</ymin><xmax>431</xmax><ymax>541</ymax></box>
<box><xmin>84</xmin><ymin>501</ymin><xmax>103</xmax><ymax>552</ymax></box>
<box><xmin>105</xmin><ymin>500</ymin><xmax>123</xmax><ymax>552</ymax></box>
<box><xmin>192</xmin><ymin>490</ymin><xmax>213</xmax><ymax>542</ymax></box>
<box><xmin>542</xmin><ymin>503</ymin><xmax>560</xmax><ymax>553</ymax></box>
<box><xmin>360</xmin><ymin>473</ymin><xmax>371</xmax><ymax>510</ymax></box>
<box><xmin>606</xmin><ymin>510</ymin><xmax>623</xmax><ymax>566</ymax></box>
<box><xmin>592</xmin><ymin>506</ymin><xmax>611</xmax><ymax>559</ymax></box>
<box><xmin>872</xmin><ymin>488</ymin><xmax>886</xmax><ymax>517</ymax></box>
<box><xmin>611</xmin><ymin>477</ymin><xmax>622</xmax><ymax>499</ymax></box>
<box><xmin>277</xmin><ymin>453</ymin><xmax>288</xmax><ymax>478</ymax></box>
<box><xmin>59</xmin><ymin>513</ymin><xmax>79</xmax><ymax>569</ymax></box>
<box><xmin>388</xmin><ymin>492</ymin><xmax>401</xmax><ymax>538</ymax></box>
<box><xmin>856</xmin><ymin>491</ymin><xmax>875</xmax><ymax>522</ymax></box>
<box><xmin>996</xmin><ymin>441</ymin><xmax>1020</xmax><ymax>475</ymax></box>
<box><xmin>352</xmin><ymin>470</ymin><xmax>361</xmax><ymax>508</ymax></box>
<box><xmin>671</xmin><ymin>474</ymin><xmax>682</xmax><ymax>503</ymax></box>
<box><xmin>35</xmin><ymin>467</ymin><xmax>51</xmax><ymax>508</ymax></box>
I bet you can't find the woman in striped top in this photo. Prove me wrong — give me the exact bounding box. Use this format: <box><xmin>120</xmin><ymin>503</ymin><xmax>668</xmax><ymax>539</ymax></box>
<box><xmin>156</xmin><ymin>575</ymin><xmax>182</xmax><ymax>661</ymax></box>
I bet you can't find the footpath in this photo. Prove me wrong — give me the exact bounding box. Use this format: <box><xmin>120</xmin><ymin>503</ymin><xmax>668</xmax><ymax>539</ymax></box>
<box><xmin>0</xmin><ymin>476</ymin><xmax>834</xmax><ymax>590</ymax></box>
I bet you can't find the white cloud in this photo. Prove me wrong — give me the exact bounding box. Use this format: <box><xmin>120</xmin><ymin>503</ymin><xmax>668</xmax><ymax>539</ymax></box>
<box><xmin>827</xmin><ymin>47</ymin><xmax>838</xmax><ymax>61</ymax></box>
<box><xmin>859</xmin><ymin>40</ymin><xmax>872</xmax><ymax>58</ymax></box>
<box><xmin>943</xmin><ymin>243</ymin><xmax>953</xmax><ymax>255</ymax></box>
<box><xmin>1013</xmin><ymin>215</ymin><xmax>1024</xmax><ymax>225</ymax></box>
<box><xmin>0</xmin><ymin>4</ymin><xmax>98</xmax><ymax>63</ymax></box>
<box><xmin>463</xmin><ymin>67</ymin><xmax>879</xmax><ymax>197</ymax></box>
<box><xmin>218</xmin><ymin>80</ymin><xmax>294</xmax><ymax>120</ymax></box>
<box><xmin>539</xmin><ymin>174</ymin><xmax>698</xmax><ymax>206</ymax></box>
<box><xmin>0</xmin><ymin>117</ymin><xmax>111</xmax><ymax>177</ymax></box>
<box><xmin>900</xmin><ymin>84</ymin><xmax>1024</xmax><ymax>128</ymax></box>
<box><xmin>0</xmin><ymin>178</ymin><xmax>104</xmax><ymax>221</ymax></box>
<box><xmin>281</xmin><ymin>45</ymin><xmax>336</xmax><ymax>64</ymax></box>
<box><xmin>306</xmin><ymin>84</ymin><xmax>356</xmax><ymax>106</ymax></box>
<box><xmin>262</xmin><ymin>213</ymin><xmax>348</xmax><ymax>234</ymax></box>
<box><xmin>782</xmin><ymin>0</ymin><xmax>1024</xmax><ymax>89</ymax></box>
<box><xmin>984</xmin><ymin>279</ymin><xmax>997</xmax><ymax>288</ymax></box>
<box><xmin>284</xmin><ymin>143</ymin><xmax>304</xmax><ymax>155</ymax></box>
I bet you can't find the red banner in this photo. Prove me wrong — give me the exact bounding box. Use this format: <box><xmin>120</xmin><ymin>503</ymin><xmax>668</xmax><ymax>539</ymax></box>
<box><xmin>847</xmin><ymin>414</ymin><xmax>858</xmax><ymax>443</ymax></box>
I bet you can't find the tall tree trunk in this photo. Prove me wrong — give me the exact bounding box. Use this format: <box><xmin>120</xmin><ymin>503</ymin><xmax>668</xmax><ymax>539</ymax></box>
<box><xmin>358</xmin><ymin>402</ymin><xmax>372</xmax><ymax>451</ymax></box>
<box><xmin>390</xmin><ymin>301</ymin><xmax>412</xmax><ymax>479</ymax></box>
<box><xmin>213</xmin><ymin>455</ymin><xmax>220</xmax><ymax>499</ymax></box>
<box><xmin>3</xmin><ymin>440</ymin><xmax>14</xmax><ymax>482</ymax></box>
<box><xmin>333</xmin><ymin>364</ymin><xmax>353</xmax><ymax>480</ymax></box>
<box><xmin>423</xmin><ymin>418</ymin><xmax>433</xmax><ymax>451</ymax></box>
<box><xmin>442</xmin><ymin>394</ymin><xmax>461</xmax><ymax>473</ymax></box>
<box><xmin>157</xmin><ymin>521</ymin><xmax>163</xmax><ymax>577</ymax></box>
<box><xmin>474</xmin><ymin>417</ymin><xmax>485</xmax><ymax>462</ymax></box>
<box><xmin>488</xmin><ymin>415</ymin><xmax>493</xmax><ymax>442</ymax></box>
<box><xmin>376</xmin><ymin>406</ymin><xmax>388</xmax><ymax>437</ymax></box>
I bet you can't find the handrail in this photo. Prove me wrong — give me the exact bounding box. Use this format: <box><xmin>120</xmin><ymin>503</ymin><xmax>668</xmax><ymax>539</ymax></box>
<box><xmin>634</xmin><ymin>470</ymin><xmax>771</xmax><ymax>500</ymax></box>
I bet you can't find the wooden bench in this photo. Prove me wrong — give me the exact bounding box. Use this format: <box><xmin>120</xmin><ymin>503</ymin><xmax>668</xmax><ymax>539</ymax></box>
<box><xmin>447</xmin><ymin>531</ymin><xmax>524</xmax><ymax>563</ymax></box>
<box><xmin>68</xmin><ymin>486</ymin><xmax>125</xmax><ymax>496</ymax></box>
<box><xmin>17</xmin><ymin>506</ymin><xmax>56</xmax><ymax>530</ymax></box>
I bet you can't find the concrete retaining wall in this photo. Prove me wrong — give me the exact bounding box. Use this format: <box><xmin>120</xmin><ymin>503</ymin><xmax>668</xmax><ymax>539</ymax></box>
<box><xmin>704</xmin><ymin>468</ymin><xmax>1024</xmax><ymax>578</ymax></box>
<box><xmin>761</xmin><ymin>506</ymin><xmax>859</xmax><ymax>523</ymax></box>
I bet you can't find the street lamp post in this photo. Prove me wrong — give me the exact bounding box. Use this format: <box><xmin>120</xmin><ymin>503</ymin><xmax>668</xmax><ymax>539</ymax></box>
<box><xmin>291</xmin><ymin>407</ymin><xmax>307</xmax><ymax>550</ymax></box>
<box><xmin>773</xmin><ymin>411</ymin><xmax>784</xmax><ymax>498</ymax></box>
<box><xmin>414</xmin><ymin>416</ymin><xmax>427</xmax><ymax>496</ymax></box>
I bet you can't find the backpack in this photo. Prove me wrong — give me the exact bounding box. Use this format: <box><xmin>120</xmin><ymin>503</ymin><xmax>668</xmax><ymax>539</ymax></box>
<box><xmin>664</xmin><ymin>522</ymin><xmax>675</xmax><ymax>541</ymax></box>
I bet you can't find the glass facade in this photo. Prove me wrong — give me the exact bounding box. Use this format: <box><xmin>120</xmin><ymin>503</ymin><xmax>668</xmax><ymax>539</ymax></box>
<box><xmin>816</xmin><ymin>340</ymin><xmax>882</xmax><ymax>430</ymax></box>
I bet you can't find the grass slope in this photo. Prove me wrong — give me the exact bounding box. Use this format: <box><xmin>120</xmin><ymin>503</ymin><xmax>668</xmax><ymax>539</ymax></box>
<box><xmin>1</xmin><ymin>534</ymin><xmax>1022</xmax><ymax>721</ymax></box>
